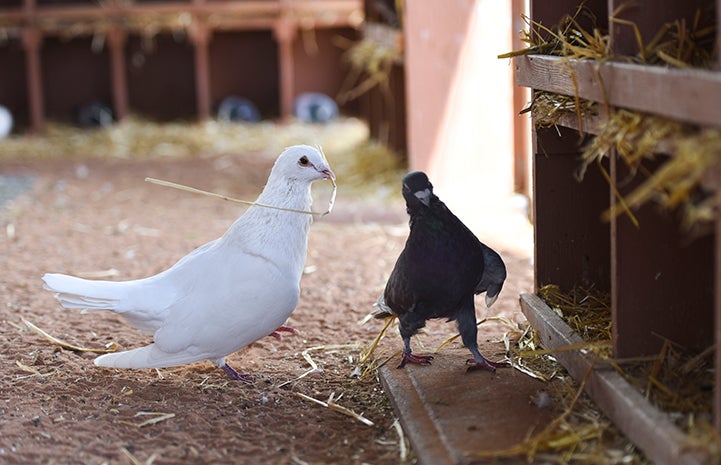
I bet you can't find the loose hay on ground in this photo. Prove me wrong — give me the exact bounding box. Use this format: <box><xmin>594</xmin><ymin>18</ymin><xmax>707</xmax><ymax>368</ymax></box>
<box><xmin>501</xmin><ymin>284</ymin><xmax>721</xmax><ymax>464</ymax></box>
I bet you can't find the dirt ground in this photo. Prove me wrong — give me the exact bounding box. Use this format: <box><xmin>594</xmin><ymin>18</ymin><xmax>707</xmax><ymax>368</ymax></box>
<box><xmin>0</xmin><ymin>151</ymin><xmax>533</xmax><ymax>465</ymax></box>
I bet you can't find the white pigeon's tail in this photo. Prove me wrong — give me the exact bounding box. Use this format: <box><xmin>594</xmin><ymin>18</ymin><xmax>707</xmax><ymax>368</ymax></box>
<box><xmin>94</xmin><ymin>344</ymin><xmax>207</xmax><ymax>369</ymax></box>
<box><xmin>42</xmin><ymin>273</ymin><xmax>125</xmax><ymax>311</ymax></box>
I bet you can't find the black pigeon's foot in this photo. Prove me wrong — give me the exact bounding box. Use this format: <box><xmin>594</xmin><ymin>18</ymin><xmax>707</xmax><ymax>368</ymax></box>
<box><xmin>397</xmin><ymin>352</ymin><xmax>434</xmax><ymax>368</ymax></box>
<box><xmin>465</xmin><ymin>357</ymin><xmax>510</xmax><ymax>373</ymax></box>
<box><xmin>268</xmin><ymin>325</ymin><xmax>299</xmax><ymax>341</ymax></box>
<box><xmin>221</xmin><ymin>363</ymin><xmax>252</xmax><ymax>382</ymax></box>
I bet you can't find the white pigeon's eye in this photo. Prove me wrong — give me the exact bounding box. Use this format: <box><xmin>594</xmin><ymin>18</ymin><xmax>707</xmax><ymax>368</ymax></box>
<box><xmin>298</xmin><ymin>156</ymin><xmax>310</xmax><ymax>167</ymax></box>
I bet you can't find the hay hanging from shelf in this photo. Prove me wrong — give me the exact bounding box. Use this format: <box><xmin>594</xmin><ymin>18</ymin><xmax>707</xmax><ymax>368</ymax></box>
<box><xmin>522</xmin><ymin>91</ymin><xmax>598</xmax><ymax>130</ymax></box>
<box><xmin>523</xmin><ymin>88</ymin><xmax>721</xmax><ymax>232</ymax></box>
<box><xmin>501</xmin><ymin>4</ymin><xmax>715</xmax><ymax>70</ymax></box>
<box><xmin>498</xmin><ymin>4</ymin><xmax>610</xmax><ymax>61</ymax></box>
<box><xmin>575</xmin><ymin>108</ymin><xmax>721</xmax><ymax>233</ymax></box>
<box><xmin>612</xmin><ymin>5</ymin><xmax>717</xmax><ymax>69</ymax></box>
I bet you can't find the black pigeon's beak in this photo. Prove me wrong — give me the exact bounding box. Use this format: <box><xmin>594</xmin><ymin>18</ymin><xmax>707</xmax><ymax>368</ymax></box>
<box><xmin>414</xmin><ymin>188</ymin><xmax>431</xmax><ymax>206</ymax></box>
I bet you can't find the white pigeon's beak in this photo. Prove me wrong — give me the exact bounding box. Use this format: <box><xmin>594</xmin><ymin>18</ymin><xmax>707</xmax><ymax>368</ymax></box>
<box><xmin>320</xmin><ymin>167</ymin><xmax>335</xmax><ymax>181</ymax></box>
<box><xmin>414</xmin><ymin>188</ymin><xmax>431</xmax><ymax>206</ymax></box>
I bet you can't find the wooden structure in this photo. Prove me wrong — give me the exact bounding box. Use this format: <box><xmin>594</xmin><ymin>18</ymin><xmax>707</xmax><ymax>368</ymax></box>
<box><xmin>402</xmin><ymin>0</ymin><xmax>517</xmax><ymax>199</ymax></box>
<box><xmin>0</xmin><ymin>0</ymin><xmax>363</xmax><ymax>131</ymax></box>
<box><xmin>516</xmin><ymin>1</ymin><xmax>721</xmax><ymax>463</ymax></box>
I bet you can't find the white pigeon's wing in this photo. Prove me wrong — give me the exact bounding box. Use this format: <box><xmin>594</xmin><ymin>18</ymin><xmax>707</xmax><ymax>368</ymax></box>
<box><xmin>150</xmin><ymin>247</ymin><xmax>301</xmax><ymax>363</ymax></box>
<box><xmin>94</xmin><ymin>343</ymin><xmax>214</xmax><ymax>369</ymax></box>
<box><xmin>116</xmin><ymin>239</ymin><xmax>224</xmax><ymax>330</ymax></box>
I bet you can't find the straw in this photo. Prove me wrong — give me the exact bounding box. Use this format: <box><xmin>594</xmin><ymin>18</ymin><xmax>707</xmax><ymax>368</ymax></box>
<box><xmin>23</xmin><ymin>318</ymin><xmax>119</xmax><ymax>354</ymax></box>
<box><xmin>145</xmin><ymin>176</ymin><xmax>337</xmax><ymax>217</ymax></box>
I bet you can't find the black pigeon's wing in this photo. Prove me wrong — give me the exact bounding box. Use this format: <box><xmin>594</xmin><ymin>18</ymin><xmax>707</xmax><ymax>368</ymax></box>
<box><xmin>475</xmin><ymin>243</ymin><xmax>506</xmax><ymax>307</ymax></box>
<box><xmin>382</xmin><ymin>252</ymin><xmax>418</xmax><ymax>317</ymax></box>
<box><xmin>384</xmin><ymin>208</ymin><xmax>486</xmax><ymax>320</ymax></box>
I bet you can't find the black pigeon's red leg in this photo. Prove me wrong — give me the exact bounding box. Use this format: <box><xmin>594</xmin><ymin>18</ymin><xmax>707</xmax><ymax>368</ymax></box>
<box><xmin>268</xmin><ymin>325</ymin><xmax>299</xmax><ymax>341</ymax></box>
<box><xmin>465</xmin><ymin>353</ymin><xmax>510</xmax><ymax>372</ymax></box>
<box><xmin>221</xmin><ymin>362</ymin><xmax>252</xmax><ymax>383</ymax></box>
<box><xmin>397</xmin><ymin>336</ymin><xmax>433</xmax><ymax>368</ymax></box>
<box><xmin>398</xmin><ymin>350</ymin><xmax>434</xmax><ymax>368</ymax></box>
<box><xmin>457</xmin><ymin>296</ymin><xmax>509</xmax><ymax>372</ymax></box>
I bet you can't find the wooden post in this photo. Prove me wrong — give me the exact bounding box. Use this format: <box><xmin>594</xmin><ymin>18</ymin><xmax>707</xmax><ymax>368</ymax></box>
<box><xmin>21</xmin><ymin>28</ymin><xmax>44</xmax><ymax>133</ymax></box>
<box><xmin>107</xmin><ymin>27</ymin><xmax>129</xmax><ymax>122</ymax></box>
<box><xmin>190</xmin><ymin>21</ymin><xmax>212</xmax><ymax>121</ymax></box>
<box><xmin>511</xmin><ymin>0</ymin><xmax>529</xmax><ymax>196</ymax></box>
<box><xmin>273</xmin><ymin>16</ymin><xmax>297</xmax><ymax>120</ymax></box>
<box><xmin>716</xmin><ymin>184</ymin><xmax>721</xmax><ymax>433</ymax></box>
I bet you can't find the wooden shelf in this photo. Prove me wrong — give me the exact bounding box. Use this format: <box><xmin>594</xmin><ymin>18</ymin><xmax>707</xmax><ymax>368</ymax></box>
<box><xmin>0</xmin><ymin>0</ymin><xmax>364</xmax><ymax>131</ymax></box>
<box><xmin>518</xmin><ymin>0</ymin><xmax>721</xmax><ymax>457</ymax></box>
<box><xmin>515</xmin><ymin>55</ymin><xmax>721</xmax><ymax>128</ymax></box>
<box><xmin>520</xmin><ymin>293</ymin><xmax>709</xmax><ymax>465</ymax></box>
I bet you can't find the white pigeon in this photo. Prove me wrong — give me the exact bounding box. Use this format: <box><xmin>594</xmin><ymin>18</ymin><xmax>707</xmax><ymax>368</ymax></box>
<box><xmin>42</xmin><ymin>145</ymin><xmax>335</xmax><ymax>380</ymax></box>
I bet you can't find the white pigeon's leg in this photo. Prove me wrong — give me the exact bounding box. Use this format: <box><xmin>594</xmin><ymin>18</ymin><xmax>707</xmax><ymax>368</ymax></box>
<box><xmin>268</xmin><ymin>325</ymin><xmax>299</xmax><ymax>341</ymax></box>
<box><xmin>214</xmin><ymin>358</ymin><xmax>252</xmax><ymax>382</ymax></box>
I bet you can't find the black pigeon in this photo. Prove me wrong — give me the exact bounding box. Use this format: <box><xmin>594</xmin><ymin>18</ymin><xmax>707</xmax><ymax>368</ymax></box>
<box><xmin>375</xmin><ymin>171</ymin><xmax>509</xmax><ymax>371</ymax></box>
<box><xmin>76</xmin><ymin>100</ymin><xmax>113</xmax><ymax>128</ymax></box>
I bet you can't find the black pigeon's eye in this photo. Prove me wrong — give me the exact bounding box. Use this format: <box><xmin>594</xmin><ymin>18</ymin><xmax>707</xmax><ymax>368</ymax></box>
<box><xmin>402</xmin><ymin>183</ymin><xmax>410</xmax><ymax>192</ymax></box>
<box><xmin>298</xmin><ymin>156</ymin><xmax>310</xmax><ymax>166</ymax></box>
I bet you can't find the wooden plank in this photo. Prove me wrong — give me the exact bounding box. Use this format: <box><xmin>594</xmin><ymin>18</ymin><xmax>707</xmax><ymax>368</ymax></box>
<box><xmin>378</xmin><ymin>348</ymin><xmax>555</xmax><ymax>465</ymax></box>
<box><xmin>21</xmin><ymin>27</ymin><xmax>44</xmax><ymax>132</ymax></box>
<box><xmin>0</xmin><ymin>0</ymin><xmax>363</xmax><ymax>29</ymax></box>
<box><xmin>716</xmin><ymin>186</ymin><xmax>721</xmax><ymax>433</ymax></box>
<box><xmin>511</xmin><ymin>0</ymin><xmax>530</xmax><ymax>195</ymax></box>
<box><xmin>533</xmin><ymin>125</ymin><xmax>610</xmax><ymax>292</ymax></box>
<box><xmin>520</xmin><ymin>292</ymin><xmax>712</xmax><ymax>465</ymax></box>
<box><xmin>610</xmin><ymin>156</ymin><xmax>715</xmax><ymax>357</ymax></box>
<box><xmin>515</xmin><ymin>55</ymin><xmax>721</xmax><ymax>128</ymax></box>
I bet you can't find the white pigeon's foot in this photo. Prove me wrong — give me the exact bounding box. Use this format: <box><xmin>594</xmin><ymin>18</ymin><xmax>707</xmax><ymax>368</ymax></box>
<box><xmin>268</xmin><ymin>325</ymin><xmax>299</xmax><ymax>341</ymax></box>
<box><xmin>221</xmin><ymin>363</ymin><xmax>252</xmax><ymax>382</ymax></box>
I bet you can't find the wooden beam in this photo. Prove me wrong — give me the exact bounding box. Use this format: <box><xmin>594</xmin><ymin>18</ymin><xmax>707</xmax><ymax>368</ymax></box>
<box><xmin>273</xmin><ymin>16</ymin><xmax>297</xmax><ymax>120</ymax></box>
<box><xmin>514</xmin><ymin>55</ymin><xmax>721</xmax><ymax>128</ymax></box>
<box><xmin>107</xmin><ymin>27</ymin><xmax>128</xmax><ymax>121</ymax></box>
<box><xmin>2</xmin><ymin>0</ymin><xmax>362</xmax><ymax>29</ymax></box>
<box><xmin>511</xmin><ymin>0</ymin><xmax>530</xmax><ymax>196</ymax></box>
<box><xmin>189</xmin><ymin>21</ymin><xmax>212</xmax><ymax>121</ymax></box>
<box><xmin>21</xmin><ymin>27</ymin><xmax>44</xmax><ymax>133</ymax></box>
<box><xmin>520</xmin><ymin>293</ymin><xmax>710</xmax><ymax>465</ymax></box>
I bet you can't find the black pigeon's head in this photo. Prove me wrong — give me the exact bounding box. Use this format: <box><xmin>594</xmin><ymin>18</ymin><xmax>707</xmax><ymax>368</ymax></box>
<box><xmin>402</xmin><ymin>171</ymin><xmax>434</xmax><ymax>208</ymax></box>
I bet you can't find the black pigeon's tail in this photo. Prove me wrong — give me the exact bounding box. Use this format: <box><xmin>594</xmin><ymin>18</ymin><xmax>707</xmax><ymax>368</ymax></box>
<box><xmin>476</xmin><ymin>245</ymin><xmax>507</xmax><ymax>308</ymax></box>
<box><xmin>372</xmin><ymin>294</ymin><xmax>395</xmax><ymax>319</ymax></box>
